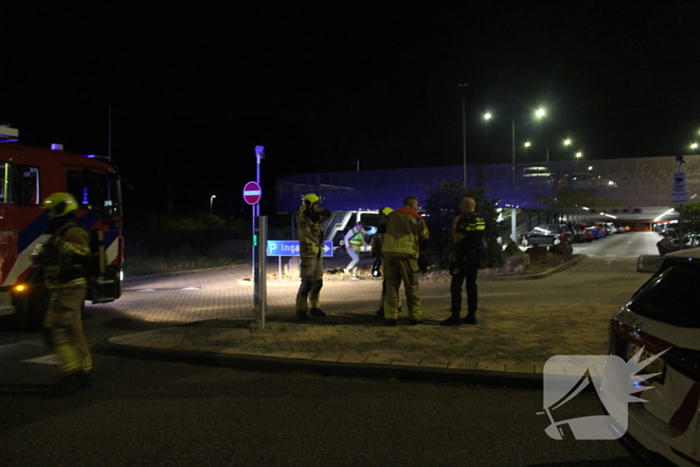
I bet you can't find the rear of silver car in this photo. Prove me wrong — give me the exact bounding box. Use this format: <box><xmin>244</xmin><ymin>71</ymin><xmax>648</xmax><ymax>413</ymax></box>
<box><xmin>609</xmin><ymin>251</ymin><xmax>700</xmax><ymax>466</ymax></box>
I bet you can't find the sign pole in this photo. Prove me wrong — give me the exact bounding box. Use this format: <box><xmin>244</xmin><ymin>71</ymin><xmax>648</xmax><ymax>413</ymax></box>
<box><xmin>256</xmin><ymin>216</ymin><xmax>268</xmax><ymax>329</ymax></box>
<box><xmin>674</xmin><ymin>156</ymin><xmax>687</xmax><ymax>250</ymax></box>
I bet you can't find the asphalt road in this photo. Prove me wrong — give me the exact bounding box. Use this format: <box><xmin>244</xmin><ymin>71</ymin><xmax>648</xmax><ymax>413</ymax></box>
<box><xmin>0</xmin><ymin>348</ymin><xmax>642</xmax><ymax>467</ymax></box>
<box><xmin>571</xmin><ymin>230</ymin><xmax>661</xmax><ymax>257</ymax></box>
<box><xmin>0</xmin><ymin>232</ymin><xmax>659</xmax><ymax>466</ymax></box>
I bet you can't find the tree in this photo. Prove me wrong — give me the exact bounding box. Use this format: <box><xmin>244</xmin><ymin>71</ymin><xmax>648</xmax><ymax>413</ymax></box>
<box><xmin>678</xmin><ymin>202</ymin><xmax>700</xmax><ymax>244</ymax></box>
<box><xmin>422</xmin><ymin>181</ymin><xmax>504</xmax><ymax>269</ymax></box>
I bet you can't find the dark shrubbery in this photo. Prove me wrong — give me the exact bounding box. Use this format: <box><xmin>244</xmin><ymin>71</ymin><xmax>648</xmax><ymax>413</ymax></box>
<box><xmin>124</xmin><ymin>210</ymin><xmax>252</xmax><ymax>275</ymax></box>
<box><xmin>423</xmin><ymin>181</ymin><xmax>504</xmax><ymax>269</ymax></box>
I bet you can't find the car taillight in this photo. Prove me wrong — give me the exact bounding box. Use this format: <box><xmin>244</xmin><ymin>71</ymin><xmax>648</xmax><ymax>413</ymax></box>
<box><xmin>611</xmin><ymin>318</ymin><xmax>700</xmax><ymax>382</ymax></box>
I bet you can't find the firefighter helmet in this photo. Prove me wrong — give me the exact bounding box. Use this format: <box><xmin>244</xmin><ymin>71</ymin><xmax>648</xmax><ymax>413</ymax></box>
<box><xmin>302</xmin><ymin>193</ymin><xmax>322</xmax><ymax>209</ymax></box>
<box><xmin>380</xmin><ymin>207</ymin><xmax>393</xmax><ymax>216</ymax></box>
<box><xmin>303</xmin><ymin>193</ymin><xmax>321</xmax><ymax>204</ymax></box>
<box><xmin>42</xmin><ymin>192</ymin><xmax>79</xmax><ymax>217</ymax></box>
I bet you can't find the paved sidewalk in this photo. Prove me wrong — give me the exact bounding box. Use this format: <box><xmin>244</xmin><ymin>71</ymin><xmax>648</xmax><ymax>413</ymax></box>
<box><xmin>95</xmin><ymin>255</ymin><xmax>653</xmax><ymax>387</ymax></box>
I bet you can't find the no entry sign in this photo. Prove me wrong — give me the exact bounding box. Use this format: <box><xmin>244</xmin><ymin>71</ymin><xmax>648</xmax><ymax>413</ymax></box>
<box><xmin>243</xmin><ymin>181</ymin><xmax>262</xmax><ymax>205</ymax></box>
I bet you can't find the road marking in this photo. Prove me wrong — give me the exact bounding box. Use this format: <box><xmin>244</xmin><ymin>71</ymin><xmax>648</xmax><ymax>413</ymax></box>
<box><xmin>21</xmin><ymin>354</ymin><xmax>60</xmax><ymax>365</ymax></box>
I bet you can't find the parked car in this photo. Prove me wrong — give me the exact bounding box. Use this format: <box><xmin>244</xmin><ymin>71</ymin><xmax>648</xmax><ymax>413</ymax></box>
<box><xmin>569</xmin><ymin>223</ymin><xmax>587</xmax><ymax>243</ymax></box>
<box><xmin>585</xmin><ymin>225</ymin><xmax>604</xmax><ymax>241</ymax></box>
<box><xmin>608</xmin><ymin>247</ymin><xmax>700</xmax><ymax>466</ymax></box>
<box><xmin>519</xmin><ymin>223</ymin><xmax>573</xmax><ymax>246</ymax></box>
<box><xmin>602</xmin><ymin>222</ymin><xmax>616</xmax><ymax>236</ymax></box>
<box><xmin>556</xmin><ymin>172</ymin><xmax>618</xmax><ymax>190</ymax></box>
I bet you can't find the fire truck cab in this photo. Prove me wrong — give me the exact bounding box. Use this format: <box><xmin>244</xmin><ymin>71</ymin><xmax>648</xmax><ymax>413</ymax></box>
<box><xmin>1</xmin><ymin>126</ymin><xmax>123</xmax><ymax>329</ymax></box>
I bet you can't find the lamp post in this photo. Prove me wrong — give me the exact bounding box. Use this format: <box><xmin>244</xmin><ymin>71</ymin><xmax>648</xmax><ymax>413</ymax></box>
<box><xmin>458</xmin><ymin>83</ymin><xmax>469</xmax><ymax>187</ymax></box>
<box><xmin>210</xmin><ymin>195</ymin><xmax>216</xmax><ymax>216</ymax></box>
<box><xmin>484</xmin><ymin>107</ymin><xmax>546</xmax><ymax>243</ymax></box>
<box><xmin>523</xmin><ymin>137</ymin><xmax>572</xmax><ymax>166</ymax></box>
<box><xmin>484</xmin><ymin>108</ymin><xmax>545</xmax><ymax>179</ymax></box>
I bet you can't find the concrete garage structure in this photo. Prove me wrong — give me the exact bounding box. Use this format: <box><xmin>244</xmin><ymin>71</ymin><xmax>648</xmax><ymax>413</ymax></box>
<box><xmin>276</xmin><ymin>155</ymin><xmax>700</xmax><ymax>238</ymax></box>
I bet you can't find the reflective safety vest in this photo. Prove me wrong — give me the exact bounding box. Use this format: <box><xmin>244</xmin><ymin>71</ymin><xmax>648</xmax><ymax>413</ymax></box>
<box><xmin>348</xmin><ymin>227</ymin><xmax>364</xmax><ymax>248</ymax></box>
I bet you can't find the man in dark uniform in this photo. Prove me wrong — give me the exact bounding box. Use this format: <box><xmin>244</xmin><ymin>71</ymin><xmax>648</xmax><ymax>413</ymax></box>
<box><xmin>440</xmin><ymin>197</ymin><xmax>485</xmax><ymax>326</ymax></box>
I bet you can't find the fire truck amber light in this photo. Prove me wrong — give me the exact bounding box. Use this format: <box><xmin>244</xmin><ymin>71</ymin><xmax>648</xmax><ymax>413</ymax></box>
<box><xmin>14</xmin><ymin>284</ymin><xmax>27</xmax><ymax>292</ymax></box>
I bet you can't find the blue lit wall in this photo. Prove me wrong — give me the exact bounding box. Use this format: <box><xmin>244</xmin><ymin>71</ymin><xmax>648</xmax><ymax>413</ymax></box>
<box><xmin>276</xmin><ymin>156</ymin><xmax>700</xmax><ymax>214</ymax></box>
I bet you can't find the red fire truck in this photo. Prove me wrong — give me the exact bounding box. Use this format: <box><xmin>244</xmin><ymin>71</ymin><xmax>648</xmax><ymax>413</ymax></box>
<box><xmin>1</xmin><ymin>129</ymin><xmax>123</xmax><ymax>329</ymax></box>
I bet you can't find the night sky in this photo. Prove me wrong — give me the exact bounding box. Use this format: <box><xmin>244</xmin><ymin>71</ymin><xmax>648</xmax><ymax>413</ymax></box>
<box><xmin>2</xmin><ymin>3</ymin><xmax>699</xmax><ymax>214</ymax></box>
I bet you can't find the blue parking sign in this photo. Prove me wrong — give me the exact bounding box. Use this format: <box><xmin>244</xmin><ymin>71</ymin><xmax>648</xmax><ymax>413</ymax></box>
<box><xmin>267</xmin><ymin>240</ymin><xmax>333</xmax><ymax>257</ymax></box>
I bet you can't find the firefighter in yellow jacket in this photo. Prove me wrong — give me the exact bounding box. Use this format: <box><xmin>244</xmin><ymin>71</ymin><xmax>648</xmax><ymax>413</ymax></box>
<box><xmin>295</xmin><ymin>193</ymin><xmax>332</xmax><ymax>320</ymax></box>
<box><xmin>382</xmin><ymin>196</ymin><xmax>429</xmax><ymax>326</ymax></box>
<box><xmin>35</xmin><ymin>193</ymin><xmax>92</xmax><ymax>395</ymax></box>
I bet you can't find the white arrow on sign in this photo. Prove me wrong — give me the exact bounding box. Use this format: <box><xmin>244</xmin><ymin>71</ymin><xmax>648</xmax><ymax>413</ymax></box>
<box><xmin>323</xmin><ymin>244</ymin><xmax>331</xmax><ymax>253</ymax></box>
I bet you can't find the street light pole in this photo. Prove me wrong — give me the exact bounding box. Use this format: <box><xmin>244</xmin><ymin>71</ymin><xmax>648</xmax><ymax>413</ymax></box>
<box><xmin>484</xmin><ymin>108</ymin><xmax>546</xmax><ymax>245</ymax></box>
<box><xmin>459</xmin><ymin>83</ymin><xmax>469</xmax><ymax>187</ymax></box>
<box><xmin>210</xmin><ymin>195</ymin><xmax>216</xmax><ymax>216</ymax></box>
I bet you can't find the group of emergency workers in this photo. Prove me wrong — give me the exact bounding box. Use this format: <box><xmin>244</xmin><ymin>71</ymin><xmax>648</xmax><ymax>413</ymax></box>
<box><xmin>32</xmin><ymin>190</ymin><xmax>484</xmax><ymax>397</ymax></box>
<box><xmin>294</xmin><ymin>193</ymin><xmax>486</xmax><ymax>327</ymax></box>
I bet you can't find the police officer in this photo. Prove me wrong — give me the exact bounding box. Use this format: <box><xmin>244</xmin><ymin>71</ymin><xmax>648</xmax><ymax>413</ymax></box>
<box><xmin>295</xmin><ymin>193</ymin><xmax>332</xmax><ymax>320</ymax></box>
<box><xmin>382</xmin><ymin>196</ymin><xmax>429</xmax><ymax>326</ymax></box>
<box><xmin>36</xmin><ymin>193</ymin><xmax>92</xmax><ymax>395</ymax></box>
<box><xmin>441</xmin><ymin>197</ymin><xmax>485</xmax><ymax>326</ymax></box>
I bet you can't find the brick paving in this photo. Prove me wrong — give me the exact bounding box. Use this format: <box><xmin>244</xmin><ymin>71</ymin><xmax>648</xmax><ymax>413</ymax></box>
<box><xmin>95</xmin><ymin>255</ymin><xmax>654</xmax><ymax>381</ymax></box>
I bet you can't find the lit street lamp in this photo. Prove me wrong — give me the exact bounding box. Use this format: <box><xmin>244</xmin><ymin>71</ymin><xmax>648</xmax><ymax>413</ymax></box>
<box><xmin>483</xmin><ymin>107</ymin><xmax>546</xmax><ymax>243</ymax></box>
<box><xmin>483</xmin><ymin>107</ymin><xmax>546</xmax><ymax>178</ymax></box>
<box><xmin>524</xmin><ymin>141</ymin><xmax>549</xmax><ymax>165</ymax></box>
<box><xmin>210</xmin><ymin>195</ymin><xmax>216</xmax><ymax>216</ymax></box>
<box><xmin>524</xmin><ymin>137</ymin><xmax>573</xmax><ymax>166</ymax></box>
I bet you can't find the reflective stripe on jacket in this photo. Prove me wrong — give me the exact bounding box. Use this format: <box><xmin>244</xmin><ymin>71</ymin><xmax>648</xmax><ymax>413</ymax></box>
<box><xmin>296</xmin><ymin>206</ymin><xmax>324</xmax><ymax>258</ymax></box>
<box><xmin>382</xmin><ymin>208</ymin><xmax>429</xmax><ymax>259</ymax></box>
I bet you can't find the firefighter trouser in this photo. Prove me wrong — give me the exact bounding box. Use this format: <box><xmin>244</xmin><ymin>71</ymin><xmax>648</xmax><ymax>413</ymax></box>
<box><xmin>296</xmin><ymin>253</ymin><xmax>324</xmax><ymax>312</ymax></box>
<box><xmin>383</xmin><ymin>256</ymin><xmax>422</xmax><ymax>320</ymax></box>
<box><xmin>43</xmin><ymin>282</ymin><xmax>92</xmax><ymax>376</ymax></box>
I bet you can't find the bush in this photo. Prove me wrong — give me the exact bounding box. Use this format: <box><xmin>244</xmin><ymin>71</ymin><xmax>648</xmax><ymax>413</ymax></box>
<box><xmin>124</xmin><ymin>210</ymin><xmax>251</xmax><ymax>275</ymax></box>
<box><xmin>423</xmin><ymin>181</ymin><xmax>504</xmax><ymax>269</ymax></box>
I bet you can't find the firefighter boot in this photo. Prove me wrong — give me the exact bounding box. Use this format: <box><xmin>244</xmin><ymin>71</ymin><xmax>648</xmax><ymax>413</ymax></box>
<box><xmin>309</xmin><ymin>307</ymin><xmax>327</xmax><ymax>317</ymax></box>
